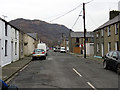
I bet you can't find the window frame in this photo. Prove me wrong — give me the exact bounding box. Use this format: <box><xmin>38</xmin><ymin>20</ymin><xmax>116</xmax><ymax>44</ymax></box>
<box><xmin>101</xmin><ymin>29</ymin><xmax>104</xmax><ymax>37</ymax></box>
<box><xmin>97</xmin><ymin>43</ymin><xmax>99</xmax><ymax>53</ymax></box>
<box><xmin>15</xmin><ymin>42</ymin><xmax>17</xmax><ymax>55</ymax></box>
<box><xmin>15</xmin><ymin>30</ymin><xmax>17</xmax><ymax>39</ymax></box>
<box><xmin>108</xmin><ymin>42</ymin><xmax>111</xmax><ymax>52</ymax></box>
<box><xmin>108</xmin><ymin>26</ymin><xmax>111</xmax><ymax>36</ymax></box>
<box><xmin>5</xmin><ymin>22</ymin><xmax>7</xmax><ymax>36</ymax></box>
<box><xmin>115</xmin><ymin>23</ymin><xmax>118</xmax><ymax>35</ymax></box>
<box><xmin>5</xmin><ymin>40</ymin><xmax>7</xmax><ymax>56</ymax></box>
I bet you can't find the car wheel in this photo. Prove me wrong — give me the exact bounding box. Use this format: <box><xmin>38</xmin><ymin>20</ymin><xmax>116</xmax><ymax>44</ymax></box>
<box><xmin>103</xmin><ymin>61</ymin><xmax>108</xmax><ymax>69</ymax></box>
<box><xmin>42</xmin><ymin>56</ymin><xmax>46</xmax><ymax>60</ymax></box>
<box><xmin>117</xmin><ymin>64</ymin><xmax>120</xmax><ymax>75</ymax></box>
<box><xmin>32</xmin><ymin>57</ymin><xmax>35</xmax><ymax>60</ymax></box>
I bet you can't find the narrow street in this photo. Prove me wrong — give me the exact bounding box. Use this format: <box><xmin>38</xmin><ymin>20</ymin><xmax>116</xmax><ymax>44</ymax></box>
<box><xmin>9</xmin><ymin>50</ymin><xmax>119</xmax><ymax>89</ymax></box>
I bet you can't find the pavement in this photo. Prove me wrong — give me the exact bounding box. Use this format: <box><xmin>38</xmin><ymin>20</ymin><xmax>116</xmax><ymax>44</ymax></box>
<box><xmin>67</xmin><ymin>52</ymin><xmax>104</xmax><ymax>63</ymax></box>
<box><xmin>2</xmin><ymin>52</ymin><xmax>104</xmax><ymax>84</ymax></box>
<box><xmin>2</xmin><ymin>56</ymin><xmax>32</xmax><ymax>83</ymax></box>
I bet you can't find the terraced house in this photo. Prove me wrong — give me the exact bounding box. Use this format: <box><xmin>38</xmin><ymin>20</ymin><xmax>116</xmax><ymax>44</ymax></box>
<box><xmin>94</xmin><ymin>12</ymin><xmax>120</xmax><ymax>57</ymax></box>
<box><xmin>0</xmin><ymin>18</ymin><xmax>38</xmax><ymax>67</ymax></box>
<box><xmin>69</xmin><ymin>31</ymin><xmax>94</xmax><ymax>55</ymax></box>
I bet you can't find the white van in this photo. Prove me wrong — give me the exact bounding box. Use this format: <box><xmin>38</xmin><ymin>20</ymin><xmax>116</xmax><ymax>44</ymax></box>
<box><xmin>37</xmin><ymin>43</ymin><xmax>47</xmax><ymax>55</ymax></box>
<box><xmin>60</xmin><ymin>47</ymin><xmax>66</xmax><ymax>53</ymax></box>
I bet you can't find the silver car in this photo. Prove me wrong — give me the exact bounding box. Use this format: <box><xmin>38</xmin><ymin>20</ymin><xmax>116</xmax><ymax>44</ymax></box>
<box><xmin>32</xmin><ymin>49</ymin><xmax>46</xmax><ymax>60</ymax></box>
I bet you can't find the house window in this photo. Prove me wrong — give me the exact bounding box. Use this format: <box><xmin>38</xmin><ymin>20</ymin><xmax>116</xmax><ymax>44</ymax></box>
<box><xmin>86</xmin><ymin>38</ymin><xmax>88</xmax><ymax>42</ymax></box>
<box><xmin>101</xmin><ymin>43</ymin><xmax>104</xmax><ymax>57</ymax></box>
<box><xmin>101</xmin><ymin>29</ymin><xmax>104</xmax><ymax>37</ymax></box>
<box><xmin>97</xmin><ymin>43</ymin><xmax>99</xmax><ymax>53</ymax></box>
<box><xmin>15</xmin><ymin>42</ymin><xmax>17</xmax><ymax>55</ymax></box>
<box><xmin>115</xmin><ymin>24</ymin><xmax>118</xmax><ymax>34</ymax></box>
<box><xmin>108</xmin><ymin>42</ymin><xmax>111</xmax><ymax>52</ymax></box>
<box><xmin>76</xmin><ymin>38</ymin><xmax>79</xmax><ymax>43</ymax></box>
<box><xmin>115</xmin><ymin>41</ymin><xmax>119</xmax><ymax>50</ymax></box>
<box><xmin>15</xmin><ymin>30</ymin><xmax>17</xmax><ymax>39</ymax></box>
<box><xmin>5</xmin><ymin>40</ymin><xmax>7</xmax><ymax>56</ymax></box>
<box><xmin>96</xmin><ymin>32</ymin><xmax>99</xmax><ymax>38</ymax></box>
<box><xmin>108</xmin><ymin>26</ymin><xmax>111</xmax><ymax>36</ymax></box>
<box><xmin>91</xmin><ymin>37</ymin><xmax>94</xmax><ymax>43</ymax></box>
<box><xmin>5</xmin><ymin>22</ymin><xmax>7</xmax><ymax>36</ymax></box>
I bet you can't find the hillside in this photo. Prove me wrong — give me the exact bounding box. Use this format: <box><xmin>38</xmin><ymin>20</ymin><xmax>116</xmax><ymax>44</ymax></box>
<box><xmin>10</xmin><ymin>18</ymin><xmax>70</xmax><ymax>46</ymax></box>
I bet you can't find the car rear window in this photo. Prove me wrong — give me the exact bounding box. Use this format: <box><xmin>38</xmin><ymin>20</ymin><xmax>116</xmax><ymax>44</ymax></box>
<box><xmin>35</xmin><ymin>49</ymin><xmax>44</xmax><ymax>52</ymax></box>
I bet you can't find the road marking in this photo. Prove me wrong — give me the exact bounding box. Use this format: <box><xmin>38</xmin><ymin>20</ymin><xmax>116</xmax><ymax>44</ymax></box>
<box><xmin>20</xmin><ymin>65</ymin><xmax>28</xmax><ymax>72</ymax></box>
<box><xmin>87</xmin><ymin>82</ymin><xmax>97</xmax><ymax>90</ymax></box>
<box><xmin>5</xmin><ymin>73</ymin><xmax>18</xmax><ymax>84</ymax></box>
<box><xmin>47</xmin><ymin>58</ymin><xmax>53</xmax><ymax>60</ymax></box>
<box><xmin>73</xmin><ymin>68</ymin><xmax>82</xmax><ymax>77</ymax></box>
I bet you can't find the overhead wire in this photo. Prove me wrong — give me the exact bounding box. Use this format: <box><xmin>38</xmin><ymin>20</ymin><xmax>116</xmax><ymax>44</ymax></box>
<box><xmin>49</xmin><ymin>3</ymin><xmax>83</xmax><ymax>22</ymax></box>
<box><xmin>71</xmin><ymin>0</ymin><xmax>94</xmax><ymax>30</ymax></box>
<box><xmin>72</xmin><ymin>9</ymin><xmax>83</xmax><ymax>29</ymax></box>
<box><xmin>85</xmin><ymin>0</ymin><xmax>94</xmax><ymax>4</ymax></box>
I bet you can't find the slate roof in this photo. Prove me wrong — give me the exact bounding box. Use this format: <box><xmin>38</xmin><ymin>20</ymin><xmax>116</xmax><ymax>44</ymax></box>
<box><xmin>27</xmin><ymin>33</ymin><xmax>37</xmax><ymax>40</ymax></box>
<box><xmin>94</xmin><ymin>14</ymin><xmax>120</xmax><ymax>31</ymax></box>
<box><xmin>70</xmin><ymin>32</ymin><xmax>94</xmax><ymax>38</ymax></box>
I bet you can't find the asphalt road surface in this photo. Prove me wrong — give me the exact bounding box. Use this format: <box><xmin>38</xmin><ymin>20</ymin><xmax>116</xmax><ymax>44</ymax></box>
<box><xmin>9</xmin><ymin>50</ymin><xmax>119</xmax><ymax>89</ymax></box>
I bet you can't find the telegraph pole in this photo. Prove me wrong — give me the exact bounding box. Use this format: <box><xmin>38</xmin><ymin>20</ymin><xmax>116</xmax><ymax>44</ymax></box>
<box><xmin>83</xmin><ymin>3</ymin><xmax>86</xmax><ymax>58</ymax></box>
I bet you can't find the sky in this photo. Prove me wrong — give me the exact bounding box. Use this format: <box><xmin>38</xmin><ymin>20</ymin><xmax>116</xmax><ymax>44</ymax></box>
<box><xmin>0</xmin><ymin>0</ymin><xmax>120</xmax><ymax>32</ymax></box>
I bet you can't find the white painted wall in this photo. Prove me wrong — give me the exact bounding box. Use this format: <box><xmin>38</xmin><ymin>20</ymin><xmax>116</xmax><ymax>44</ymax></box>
<box><xmin>0</xmin><ymin>19</ymin><xmax>19</xmax><ymax>67</ymax></box>
<box><xmin>0</xmin><ymin>20</ymin><xmax>2</xmax><ymax>67</ymax></box>
<box><xmin>11</xmin><ymin>28</ymin><xmax>19</xmax><ymax>62</ymax></box>
<box><xmin>86</xmin><ymin>43</ymin><xmax>94</xmax><ymax>56</ymax></box>
<box><xmin>0</xmin><ymin>20</ymin><xmax>11</xmax><ymax>67</ymax></box>
<box><xmin>0</xmin><ymin>39</ymin><xmax>1</xmax><ymax>67</ymax></box>
<box><xmin>0</xmin><ymin>18</ymin><xmax>36</xmax><ymax>67</ymax></box>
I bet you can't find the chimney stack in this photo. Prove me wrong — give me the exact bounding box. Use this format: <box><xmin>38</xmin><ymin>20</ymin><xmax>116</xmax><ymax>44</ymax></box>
<box><xmin>109</xmin><ymin>10</ymin><xmax>120</xmax><ymax>20</ymax></box>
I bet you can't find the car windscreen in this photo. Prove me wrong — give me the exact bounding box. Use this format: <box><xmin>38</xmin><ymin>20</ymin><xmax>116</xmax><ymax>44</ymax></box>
<box><xmin>35</xmin><ymin>49</ymin><xmax>44</xmax><ymax>52</ymax></box>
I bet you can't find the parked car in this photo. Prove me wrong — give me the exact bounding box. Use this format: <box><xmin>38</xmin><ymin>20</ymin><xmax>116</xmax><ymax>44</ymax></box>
<box><xmin>54</xmin><ymin>47</ymin><xmax>60</xmax><ymax>52</ymax></box>
<box><xmin>103</xmin><ymin>50</ymin><xmax>120</xmax><ymax>74</ymax></box>
<box><xmin>37</xmin><ymin>43</ymin><xmax>47</xmax><ymax>56</ymax></box>
<box><xmin>60</xmin><ymin>47</ymin><xmax>66</xmax><ymax>53</ymax></box>
<box><xmin>32</xmin><ymin>49</ymin><xmax>46</xmax><ymax>60</ymax></box>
